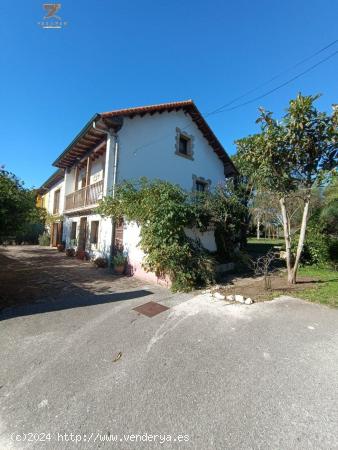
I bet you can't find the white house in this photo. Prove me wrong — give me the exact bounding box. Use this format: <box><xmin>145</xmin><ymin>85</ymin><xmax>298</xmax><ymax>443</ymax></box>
<box><xmin>40</xmin><ymin>100</ymin><xmax>237</xmax><ymax>283</ymax></box>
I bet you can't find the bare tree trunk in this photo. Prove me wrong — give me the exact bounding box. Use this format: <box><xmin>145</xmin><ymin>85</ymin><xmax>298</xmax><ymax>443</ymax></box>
<box><xmin>257</xmin><ymin>218</ymin><xmax>260</xmax><ymax>239</ymax></box>
<box><xmin>289</xmin><ymin>193</ymin><xmax>311</xmax><ymax>284</ymax></box>
<box><xmin>280</xmin><ymin>197</ymin><xmax>293</xmax><ymax>283</ymax></box>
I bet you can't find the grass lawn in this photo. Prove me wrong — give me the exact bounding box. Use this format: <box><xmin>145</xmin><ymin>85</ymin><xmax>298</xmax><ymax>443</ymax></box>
<box><xmin>247</xmin><ymin>237</ymin><xmax>285</xmax><ymax>245</ymax></box>
<box><xmin>297</xmin><ymin>266</ymin><xmax>338</xmax><ymax>307</ymax></box>
<box><xmin>243</xmin><ymin>238</ymin><xmax>338</xmax><ymax>307</ymax></box>
<box><xmin>246</xmin><ymin>237</ymin><xmax>285</xmax><ymax>257</ymax></box>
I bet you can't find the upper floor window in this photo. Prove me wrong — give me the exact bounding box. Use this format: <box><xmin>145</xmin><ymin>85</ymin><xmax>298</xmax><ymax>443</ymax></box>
<box><xmin>179</xmin><ymin>135</ymin><xmax>189</xmax><ymax>155</ymax></box>
<box><xmin>53</xmin><ymin>189</ymin><xmax>60</xmax><ymax>214</ymax></box>
<box><xmin>175</xmin><ymin>127</ymin><xmax>194</xmax><ymax>160</ymax></box>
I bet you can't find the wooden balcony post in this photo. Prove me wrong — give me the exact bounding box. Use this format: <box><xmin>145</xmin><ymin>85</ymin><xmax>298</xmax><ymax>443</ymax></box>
<box><xmin>74</xmin><ymin>166</ymin><xmax>79</xmax><ymax>191</ymax></box>
<box><xmin>84</xmin><ymin>157</ymin><xmax>91</xmax><ymax>206</ymax></box>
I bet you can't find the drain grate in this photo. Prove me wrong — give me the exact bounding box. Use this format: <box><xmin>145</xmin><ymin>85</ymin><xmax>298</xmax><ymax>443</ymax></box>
<box><xmin>133</xmin><ymin>301</ymin><xmax>169</xmax><ymax>317</ymax></box>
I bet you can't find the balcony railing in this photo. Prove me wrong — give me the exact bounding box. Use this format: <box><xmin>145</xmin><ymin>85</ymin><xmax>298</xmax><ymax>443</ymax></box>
<box><xmin>64</xmin><ymin>180</ymin><xmax>103</xmax><ymax>212</ymax></box>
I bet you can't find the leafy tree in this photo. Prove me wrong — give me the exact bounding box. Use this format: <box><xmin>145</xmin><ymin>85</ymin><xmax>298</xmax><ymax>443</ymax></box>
<box><xmin>320</xmin><ymin>171</ymin><xmax>338</xmax><ymax>234</ymax></box>
<box><xmin>0</xmin><ymin>168</ymin><xmax>43</xmax><ymax>243</ymax></box>
<box><xmin>236</xmin><ymin>94</ymin><xmax>337</xmax><ymax>284</ymax></box>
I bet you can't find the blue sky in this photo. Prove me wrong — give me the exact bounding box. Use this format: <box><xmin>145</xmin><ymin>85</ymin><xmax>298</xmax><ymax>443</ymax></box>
<box><xmin>0</xmin><ymin>0</ymin><xmax>337</xmax><ymax>188</ymax></box>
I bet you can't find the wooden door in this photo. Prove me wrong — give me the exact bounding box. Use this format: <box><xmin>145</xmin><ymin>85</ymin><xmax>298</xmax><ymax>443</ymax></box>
<box><xmin>51</xmin><ymin>223</ymin><xmax>57</xmax><ymax>247</ymax></box>
<box><xmin>57</xmin><ymin>222</ymin><xmax>63</xmax><ymax>245</ymax></box>
<box><xmin>78</xmin><ymin>217</ymin><xmax>87</xmax><ymax>251</ymax></box>
<box><xmin>51</xmin><ymin>222</ymin><xmax>63</xmax><ymax>247</ymax></box>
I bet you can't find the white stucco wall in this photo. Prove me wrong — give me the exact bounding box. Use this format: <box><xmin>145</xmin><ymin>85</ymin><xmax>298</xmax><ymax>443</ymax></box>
<box><xmin>63</xmin><ymin>214</ymin><xmax>112</xmax><ymax>258</ymax></box>
<box><xmin>184</xmin><ymin>226</ymin><xmax>217</xmax><ymax>252</ymax></box>
<box><xmin>123</xmin><ymin>221</ymin><xmax>170</xmax><ymax>286</ymax></box>
<box><xmin>45</xmin><ymin>179</ymin><xmax>65</xmax><ymax>215</ymax></box>
<box><xmin>115</xmin><ymin>110</ymin><xmax>225</xmax><ymax>190</ymax></box>
<box><xmin>60</xmin><ymin>110</ymin><xmax>227</xmax><ymax>282</ymax></box>
<box><xmin>90</xmin><ymin>158</ymin><xmax>105</xmax><ymax>185</ymax></box>
<box><xmin>64</xmin><ymin>153</ymin><xmax>105</xmax><ymax>195</ymax></box>
<box><xmin>122</xmin><ymin>221</ymin><xmax>216</xmax><ymax>286</ymax></box>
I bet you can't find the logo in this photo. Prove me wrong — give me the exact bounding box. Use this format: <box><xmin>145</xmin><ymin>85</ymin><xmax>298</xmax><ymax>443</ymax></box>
<box><xmin>38</xmin><ymin>3</ymin><xmax>67</xmax><ymax>29</ymax></box>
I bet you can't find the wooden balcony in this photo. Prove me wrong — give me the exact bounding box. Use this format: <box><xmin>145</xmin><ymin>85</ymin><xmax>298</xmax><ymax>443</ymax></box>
<box><xmin>64</xmin><ymin>180</ymin><xmax>103</xmax><ymax>212</ymax></box>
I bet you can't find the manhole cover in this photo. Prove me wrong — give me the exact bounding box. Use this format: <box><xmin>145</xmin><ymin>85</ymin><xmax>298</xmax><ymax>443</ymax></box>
<box><xmin>133</xmin><ymin>301</ymin><xmax>169</xmax><ymax>317</ymax></box>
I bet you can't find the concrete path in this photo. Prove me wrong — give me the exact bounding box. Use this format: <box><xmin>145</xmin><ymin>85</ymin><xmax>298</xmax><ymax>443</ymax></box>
<box><xmin>0</xmin><ymin>247</ymin><xmax>338</xmax><ymax>449</ymax></box>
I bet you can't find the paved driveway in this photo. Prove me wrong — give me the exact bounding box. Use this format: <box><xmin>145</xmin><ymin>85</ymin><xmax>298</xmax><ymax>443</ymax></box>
<box><xmin>1</xmin><ymin>247</ymin><xmax>338</xmax><ymax>449</ymax></box>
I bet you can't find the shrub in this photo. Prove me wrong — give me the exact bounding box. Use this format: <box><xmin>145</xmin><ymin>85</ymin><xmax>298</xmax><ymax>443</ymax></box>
<box><xmin>293</xmin><ymin>220</ymin><xmax>330</xmax><ymax>266</ymax></box>
<box><xmin>38</xmin><ymin>232</ymin><xmax>50</xmax><ymax>246</ymax></box>
<box><xmin>98</xmin><ymin>178</ymin><xmax>246</xmax><ymax>291</ymax></box>
<box><xmin>15</xmin><ymin>223</ymin><xmax>44</xmax><ymax>244</ymax></box>
<box><xmin>66</xmin><ymin>248</ymin><xmax>75</xmax><ymax>257</ymax></box>
<box><xmin>328</xmin><ymin>239</ymin><xmax>338</xmax><ymax>264</ymax></box>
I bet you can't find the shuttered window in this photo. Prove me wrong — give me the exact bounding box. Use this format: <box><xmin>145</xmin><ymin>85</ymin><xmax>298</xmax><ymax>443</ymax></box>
<box><xmin>90</xmin><ymin>221</ymin><xmax>99</xmax><ymax>244</ymax></box>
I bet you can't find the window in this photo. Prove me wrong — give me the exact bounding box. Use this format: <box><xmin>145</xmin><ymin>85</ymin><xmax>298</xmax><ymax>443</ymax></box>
<box><xmin>53</xmin><ymin>189</ymin><xmax>60</xmax><ymax>214</ymax></box>
<box><xmin>179</xmin><ymin>135</ymin><xmax>189</xmax><ymax>155</ymax></box>
<box><xmin>196</xmin><ymin>180</ymin><xmax>207</xmax><ymax>192</ymax></box>
<box><xmin>192</xmin><ymin>175</ymin><xmax>211</xmax><ymax>193</ymax></box>
<box><xmin>70</xmin><ymin>222</ymin><xmax>77</xmax><ymax>240</ymax></box>
<box><xmin>175</xmin><ymin>127</ymin><xmax>194</xmax><ymax>159</ymax></box>
<box><xmin>90</xmin><ymin>221</ymin><xmax>99</xmax><ymax>244</ymax></box>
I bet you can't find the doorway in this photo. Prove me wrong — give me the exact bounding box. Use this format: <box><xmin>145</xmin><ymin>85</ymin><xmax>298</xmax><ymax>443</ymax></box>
<box><xmin>78</xmin><ymin>217</ymin><xmax>87</xmax><ymax>251</ymax></box>
<box><xmin>51</xmin><ymin>222</ymin><xmax>63</xmax><ymax>247</ymax></box>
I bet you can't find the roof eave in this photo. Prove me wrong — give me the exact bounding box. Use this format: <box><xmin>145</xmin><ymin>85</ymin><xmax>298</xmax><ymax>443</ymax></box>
<box><xmin>52</xmin><ymin>113</ymin><xmax>100</xmax><ymax>167</ymax></box>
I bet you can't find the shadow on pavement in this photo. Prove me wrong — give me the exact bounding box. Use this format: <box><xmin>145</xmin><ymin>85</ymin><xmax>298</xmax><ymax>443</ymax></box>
<box><xmin>0</xmin><ymin>289</ymin><xmax>153</xmax><ymax>321</ymax></box>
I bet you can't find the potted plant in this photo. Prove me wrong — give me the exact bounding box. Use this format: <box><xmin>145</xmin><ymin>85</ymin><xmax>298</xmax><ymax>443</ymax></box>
<box><xmin>112</xmin><ymin>253</ymin><xmax>127</xmax><ymax>275</ymax></box>
<box><xmin>57</xmin><ymin>241</ymin><xmax>65</xmax><ymax>252</ymax></box>
<box><xmin>76</xmin><ymin>250</ymin><xmax>89</xmax><ymax>260</ymax></box>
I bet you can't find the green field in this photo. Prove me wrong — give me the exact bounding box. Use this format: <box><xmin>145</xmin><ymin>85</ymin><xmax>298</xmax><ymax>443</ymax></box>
<box><xmin>298</xmin><ymin>266</ymin><xmax>338</xmax><ymax>307</ymax></box>
<box><xmin>246</xmin><ymin>238</ymin><xmax>338</xmax><ymax>307</ymax></box>
<box><xmin>246</xmin><ymin>237</ymin><xmax>284</xmax><ymax>257</ymax></box>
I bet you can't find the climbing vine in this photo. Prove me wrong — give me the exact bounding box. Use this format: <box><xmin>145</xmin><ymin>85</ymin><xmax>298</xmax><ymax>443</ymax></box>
<box><xmin>98</xmin><ymin>178</ymin><xmax>246</xmax><ymax>291</ymax></box>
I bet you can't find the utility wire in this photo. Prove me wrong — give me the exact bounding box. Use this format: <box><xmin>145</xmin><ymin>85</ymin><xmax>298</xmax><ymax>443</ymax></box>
<box><xmin>207</xmin><ymin>38</ymin><xmax>338</xmax><ymax>116</ymax></box>
<box><xmin>209</xmin><ymin>49</ymin><xmax>338</xmax><ymax>114</ymax></box>
<box><xmin>132</xmin><ymin>40</ymin><xmax>338</xmax><ymax>155</ymax></box>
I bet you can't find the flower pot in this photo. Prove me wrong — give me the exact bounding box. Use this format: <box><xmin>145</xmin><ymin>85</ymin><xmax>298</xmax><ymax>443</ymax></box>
<box><xmin>114</xmin><ymin>264</ymin><xmax>125</xmax><ymax>275</ymax></box>
<box><xmin>76</xmin><ymin>250</ymin><xmax>86</xmax><ymax>260</ymax></box>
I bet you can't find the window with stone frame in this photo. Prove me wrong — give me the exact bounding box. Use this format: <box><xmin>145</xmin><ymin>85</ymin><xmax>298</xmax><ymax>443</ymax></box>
<box><xmin>175</xmin><ymin>128</ymin><xmax>194</xmax><ymax>159</ymax></box>
<box><xmin>196</xmin><ymin>180</ymin><xmax>208</xmax><ymax>192</ymax></box>
<box><xmin>192</xmin><ymin>174</ymin><xmax>211</xmax><ymax>192</ymax></box>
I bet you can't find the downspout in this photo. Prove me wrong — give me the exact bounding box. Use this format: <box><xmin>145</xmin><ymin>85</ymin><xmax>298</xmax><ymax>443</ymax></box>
<box><xmin>92</xmin><ymin>122</ymin><xmax>119</xmax><ymax>266</ymax></box>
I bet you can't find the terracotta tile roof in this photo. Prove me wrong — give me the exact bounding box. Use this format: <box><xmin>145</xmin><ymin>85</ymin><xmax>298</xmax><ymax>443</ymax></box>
<box><xmin>100</xmin><ymin>100</ymin><xmax>195</xmax><ymax>118</ymax></box>
<box><xmin>53</xmin><ymin>100</ymin><xmax>237</xmax><ymax>176</ymax></box>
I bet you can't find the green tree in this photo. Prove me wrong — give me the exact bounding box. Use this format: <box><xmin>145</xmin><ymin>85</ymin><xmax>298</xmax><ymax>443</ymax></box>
<box><xmin>320</xmin><ymin>171</ymin><xmax>338</xmax><ymax>234</ymax></box>
<box><xmin>236</xmin><ymin>94</ymin><xmax>337</xmax><ymax>284</ymax></box>
<box><xmin>0</xmin><ymin>168</ymin><xmax>42</xmax><ymax>242</ymax></box>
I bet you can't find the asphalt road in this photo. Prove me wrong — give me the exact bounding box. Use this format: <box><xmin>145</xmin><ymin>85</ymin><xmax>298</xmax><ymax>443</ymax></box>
<box><xmin>1</xmin><ymin>289</ymin><xmax>338</xmax><ymax>450</ymax></box>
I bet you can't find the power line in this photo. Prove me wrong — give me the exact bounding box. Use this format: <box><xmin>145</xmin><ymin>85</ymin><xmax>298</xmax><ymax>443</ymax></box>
<box><xmin>210</xmin><ymin>49</ymin><xmax>338</xmax><ymax>115</ymax></box>
<box><xmin>132</xmin><ymin>40</ymin><xmax>338</xmax><ymax>155</ymax></box>
<box><xmin>207</xmin><ymin>38</ymin><xmax>338</xmax><ymax>116</ymax></box>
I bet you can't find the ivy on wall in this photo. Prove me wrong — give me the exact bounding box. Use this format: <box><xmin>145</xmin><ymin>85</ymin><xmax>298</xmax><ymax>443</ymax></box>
<box><xmin>98</xmin><ymin>178</ymin><xmax>246</xmax><ymax>291</ymax></box>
